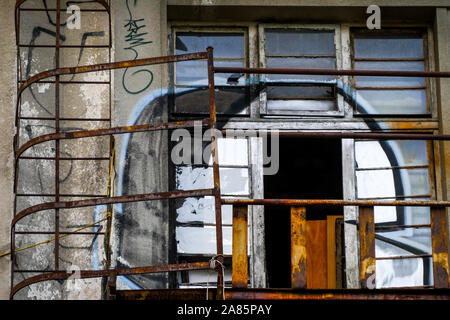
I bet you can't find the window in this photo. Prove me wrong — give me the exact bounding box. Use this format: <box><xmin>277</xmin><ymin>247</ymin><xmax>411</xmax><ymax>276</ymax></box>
<box><xmin>351</xmin><ymin>30</ymin><xmax>429</xmax><ymax>115</ymax></box>
<box><xmin>259</xmin><ymin>26</ymin><xmax>342</xmax><ymax>116</ymax></box>
<box><xmin>172</xmin><ymin>30</ymin><xmax>248</xmax><ymax>115</ymax></box>
<box><xmin>355</xmin><ymin>139</ymin><xmax>434</xmax><ymax>287</ymax></box>
<box><xmin>173</xmin><ymin>137</ymin><xmax>252</xmax><ymax>288</ymax></box>
<box><xmin>168</xmin><ymin>23</ymin><xmax>438</xmax><ymax>289</ymax></box>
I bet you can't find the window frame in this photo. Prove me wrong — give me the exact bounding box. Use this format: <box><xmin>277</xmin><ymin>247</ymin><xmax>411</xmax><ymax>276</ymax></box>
<box><xmin>258</xmin><ymin>24</ymin><xmax>344</xmax><ymax>117</ymax></box>
<box><xmin>350</xmin><ymin>28</ymin><xmax>432</xmax><ymax>117</ymax></box>
<box><xmin>169</xmin><ymin>26</ymin><xmax>250</xmax><ymax>117</ymax></box>
<box><xmin>352</xmin><ymin>137</ymin><xmax>436</xmax><ymax>288</ymax></box>
<box><xmin>353</xmin><ymin>138</ymin><xmax>436</xmax><ymax>227</ymax></box>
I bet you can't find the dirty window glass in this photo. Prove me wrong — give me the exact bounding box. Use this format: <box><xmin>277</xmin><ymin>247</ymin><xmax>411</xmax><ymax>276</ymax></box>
<box><xmin>173</xmin><ymin>138</ymin><xmax>250</xmax><ymax>288</ymax></box>
<box><xmin>174</xmin><ymin>31</ymin><xmax>247</xmax><ymax>115</ymax></box>
<box><xmin>353</xmin><ymin>32</ymin><xmax>427</xmax><ymax>115</ymax></box>
<box><xmin>355</xmin><ymin>139</ymin><xmax>433</xmax><ymax>288</ymax></box>
<box><xmin>263</xmin><ymin>29</ymin><xmax>337</xmax><ymax>114</ymax></box>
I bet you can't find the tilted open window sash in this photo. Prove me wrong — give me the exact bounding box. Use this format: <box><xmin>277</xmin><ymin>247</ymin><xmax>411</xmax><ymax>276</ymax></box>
<box><xmin>259</xmin><ymin>25</ymin><xmax>343</xmax><ymax>116</ymax></box>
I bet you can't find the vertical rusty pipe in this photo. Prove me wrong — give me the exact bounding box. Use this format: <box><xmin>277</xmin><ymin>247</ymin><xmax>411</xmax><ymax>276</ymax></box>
<box><xmin>359</xmin><ymin>206</ymin><xmax>376</xmax><ymax>289</ymax></box>
<box><xmin>54</xmin><ymin>0</ymin><xmax>61</xmax><ymax>271</ymax></box>
<box><xmin>106</xmin><ymin>270</ymin><xmax>117</xmax><ymax>300</ymax></box>
<box><xmin>430</xmin><ymin>207</ymin><xmax>450</xmax><ymax>288</ymax></box>
<box><xmin>103</xmin><ymin>137</ymin><xmax>114</xmax><ymax>299</ymax></box>
<box><xmin>291</xmin><ymin>206</ymin><xmax>307</xmax><ymax>289</ymax></box>
<box><xmin>232</xmin><ymin>205</ymin><xmax>248</xmax><ymax>288</ymax></box>
<box><xmin>207</xmin><ymin>47</ymin><xmax>224</xmax><ymax>299</ymax></box>
<box><xmin>11</xmin><ymin>3</ymin><xmax>23</xmax><ymax>297</ymax></box>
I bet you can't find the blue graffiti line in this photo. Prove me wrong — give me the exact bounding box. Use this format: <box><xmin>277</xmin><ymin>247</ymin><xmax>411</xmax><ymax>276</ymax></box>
<box><xmin>122</xmin><ymin>0</ymin><xmax>153</xmax><ymax>95</ymax></box>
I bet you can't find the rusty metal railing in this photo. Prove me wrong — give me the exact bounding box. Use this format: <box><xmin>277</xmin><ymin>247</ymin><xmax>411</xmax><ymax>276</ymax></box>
<box><xmin>10</xmin><ymin>0</ymin><xmax>450</xmax><ymax>300</ymax></box>
<box><xmin>212</xmin><ymin>66</ymin><xmax>450</xmax><ymax>292</ymax></box>
<box><xmin>12</xmin><ymin>0</ymin><xmax>226</xmax><ymax>300</ymax></box>
<box><xmin>222</xmin><ymin>200</ymin><xmax>449</xmax><ymax>290</ymax></box>
<box><xmin>11</xmin><ymin>48</ymin><xmax>225</xmax><ymax>298</ymax></box>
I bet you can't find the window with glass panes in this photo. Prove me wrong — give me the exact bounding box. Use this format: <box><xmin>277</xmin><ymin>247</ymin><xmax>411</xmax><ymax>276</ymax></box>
<box><xmin>351</xmin><ymin>30</ymin><xmax>429</xmax><ymax>115</ymax></box>
<box><xmin>260</xmin><ymin>27</ymin><xmax>341</xmax><ymax>115</ymax></box>
<box><xmin>355</xmin><ymin>139</ymin><xmax>434</xmax><ymax>288</ymax></box>
<box><xmin>172</xmin><ymin>30</ymin><xmax>248</xmax><ymax>115</ymax></box>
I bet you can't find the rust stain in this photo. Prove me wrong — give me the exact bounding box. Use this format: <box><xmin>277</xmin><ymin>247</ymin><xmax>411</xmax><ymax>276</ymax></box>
<box><xmin>431</xmin><ymin>207</ymin><xmax>450</xmax><ymax>288</ymax></box>
<box><xmin>359</xmin><ymin>206</ymin><xmax>376</xmax><ymax>289</ymax></box>
<box><xmin>291</xmin><ymin>207</ymin><xmax>307</xmax><ymax>289</ymax></box>
<box><xmin>232</xmin><ymin>206</ymin><xmax>248</xmax><ymax>289</ymax></box>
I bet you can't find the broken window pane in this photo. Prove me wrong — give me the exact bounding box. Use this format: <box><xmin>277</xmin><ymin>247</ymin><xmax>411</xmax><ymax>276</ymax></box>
<box><xmin>176</xmin><ymin>60</ymin><xmax>245</xmax><ymax>86</ymax></box>
<box><xmin>176</xmin><ymin>32</ymin><xmax>244</xmax><ymax>58</ymax></box>
<box><xmin>174</xmin><ymin>31</ymin><xmax>247</xmax><ymax>114</ymax></box>
<box><xmin>174</xmin><ymin>86</ymin><xmax>247</xmax><ymax>114</ymax></box>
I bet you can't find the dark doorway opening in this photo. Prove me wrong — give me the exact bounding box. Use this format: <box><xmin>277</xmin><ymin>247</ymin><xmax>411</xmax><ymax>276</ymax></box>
<box><xmin>264</xmin><ymin>138</ymin><xmax>343</xmax><ymax>288</ymax></box>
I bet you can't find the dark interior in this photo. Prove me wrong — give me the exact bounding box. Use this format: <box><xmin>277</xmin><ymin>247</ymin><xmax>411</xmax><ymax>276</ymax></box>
<box><xmin>263</xmin><ymin>138</ymin><xmax>343</xmax><ymax>288</ymax></box>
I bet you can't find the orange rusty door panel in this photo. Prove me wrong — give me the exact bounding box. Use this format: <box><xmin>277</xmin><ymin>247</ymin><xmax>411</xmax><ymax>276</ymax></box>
<box><xmin>306</xmin><ymin>219</ymin><xmax>328</xmax><ymax>289</ymax></box>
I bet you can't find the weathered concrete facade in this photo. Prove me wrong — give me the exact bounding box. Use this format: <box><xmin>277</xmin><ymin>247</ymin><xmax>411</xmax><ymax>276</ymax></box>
<box><xmin>0</xmin><ymin>0</ymin><xmax>449</xmax><ymax>299</ymax></box>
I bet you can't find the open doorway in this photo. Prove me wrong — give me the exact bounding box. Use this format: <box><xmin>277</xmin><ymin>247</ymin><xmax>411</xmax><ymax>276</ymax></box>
<box><xmin>264</xmin><ymin>138</ymin><xmax>344</xmax><ymax>288</ymax></box>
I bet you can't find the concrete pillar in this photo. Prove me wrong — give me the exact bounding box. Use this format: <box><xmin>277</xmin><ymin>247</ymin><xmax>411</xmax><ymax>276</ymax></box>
<box><xmin>0</xmin><ymin>0</ymin><xmax>17</xmax><ymax>300</ymax></box>
<box><xmin>111</xmin><ymin>0</ymin><xmax>170</xmax><ymax>290</ymax></box>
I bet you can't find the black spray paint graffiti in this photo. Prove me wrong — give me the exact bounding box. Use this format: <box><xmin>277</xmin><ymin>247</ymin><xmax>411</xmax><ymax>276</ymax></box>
<box><xmin>68</xmin><ymin>31</ymin><xmax>106</xmax><ymax>81</ymax></box>
<box><xmin>17</xmin><ymin>0</ymin><xmax>109</xmax><ymax>273</ymax></box>
<box><xmin>24</xmin><ymin>0</ymin><xmax>106</xmax><ymax>115</ymax></box>
<box><xmin>25</xmin><ymin>27</ymin><xmax>66</xmax><ymax>116</ymax></box>
<box><xmin>121</xmin><ymin>0</ymin><xmax>153</xmax><ymax>95</ymax></box>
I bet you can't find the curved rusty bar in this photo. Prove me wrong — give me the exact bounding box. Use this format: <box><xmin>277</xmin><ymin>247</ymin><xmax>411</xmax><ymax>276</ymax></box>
<box><xmin>11</xmin><ymin>261</ymin><xmax>211</xmax><ymax>299</ymax></box>
<box><xmin>221</xmin><ymin>198</ymin><xmax>450</xmax><ymax>207</ymax></box>
<box><xmin>12</xmin><ymin>189</ymin><xmax>215</xmax><ymax>228</ymax></box>
<box><xmin>18</xmin><ymin>52</ymin><xmax>207</xmax><ymax>97</ymax></box>
<box><xmin>15</xmin><ymin>119</ymin><xmax>211</xmax><ymax>159</ymax></box>
<box><xmin>15</xmin><ymin>51</ymin><xmax>208</xmax><ymax>127</ymax></box>
<box><xmin>11</xmin><ymin>3</ymin><xmax>218</xmax><ymax>301</ymax></box>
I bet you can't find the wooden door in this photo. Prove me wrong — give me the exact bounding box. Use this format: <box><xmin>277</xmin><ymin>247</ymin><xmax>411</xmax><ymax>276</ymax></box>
<box><xmin>305</xmin><ymin>215</ymin><xmax>343</xmax><ymax>289</ymax></box>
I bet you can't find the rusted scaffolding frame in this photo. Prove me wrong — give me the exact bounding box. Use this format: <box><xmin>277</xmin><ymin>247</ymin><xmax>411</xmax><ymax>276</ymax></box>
<box><xmin>11</xmin><ymin>0</ymin><xmax>450</xmax><ymax>300</ymax></box>
<box><xmin>12</xmin><ymin>0</ymin><xmax>222</xmax><ymax>300</ymax></box>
